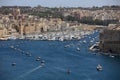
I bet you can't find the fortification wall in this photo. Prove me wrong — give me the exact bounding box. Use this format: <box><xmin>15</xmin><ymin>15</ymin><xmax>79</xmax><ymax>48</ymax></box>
<box><xmin>99</xmin><ymin>29</ymin><xmax>120</xmax><ymax>55</ymax></box>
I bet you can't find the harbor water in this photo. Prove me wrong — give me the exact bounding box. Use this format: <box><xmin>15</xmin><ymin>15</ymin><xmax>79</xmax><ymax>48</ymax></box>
<box><xmin>0</xmin><ymin>32</ymin><xmax>120</xmax><ymax>80</ymax></box>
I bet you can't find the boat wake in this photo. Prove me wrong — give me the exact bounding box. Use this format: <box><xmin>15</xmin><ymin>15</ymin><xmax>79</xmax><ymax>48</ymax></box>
<box><xmin>18</xmin><ymin>65</ymin><xmax>42</xmax><ymax>78</ymax></box>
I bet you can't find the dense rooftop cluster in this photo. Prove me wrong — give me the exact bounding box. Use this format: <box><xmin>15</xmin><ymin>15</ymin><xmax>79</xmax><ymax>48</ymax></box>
<box><xmin>0</xmin><ymin>5</ymin><xmax>119</xmax><ymax>40</ymax></box>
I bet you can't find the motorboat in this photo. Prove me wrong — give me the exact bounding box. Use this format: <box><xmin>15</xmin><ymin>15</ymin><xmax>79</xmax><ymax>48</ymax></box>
<box><xmin>109</xmin><ymin>55</ymin><xmax>115</xmax><ymax>58</ymax></box>
<box><xmin>41</xmin><ymin>60</ymin><xmax>45</xmax><ymax>63</ymax></box>
<box><xmin>64</xmin><ymin>45</ymin><xmax>70</xmax><ymax>48</ymax></box>
<box><xmin>36</xmin><ymin>58</ymin><xmax>40</xmax><ymax>61</ymax></box>
<box><xmin>36</xmin><ymin>57</ymin><xmax>41</xmax><ymax>61</ymax></box>
<box><xmin>12</xmin><ymin>63</ymin><xmax>16</xmax><ymax>66</ymax></box>
<box><xmin>83</xmin><ymin>40</ymin><xmax>87</xmax><ymax>43</ymax></box>
<box><xmin>96</xmin><ymin>64</ymin><xmax>102</xmax><ymax>71</ymax></box>
<box><xmin>40</xmin><ymin>63</ymin><xmax>45</xmax><ymax>67</ymax></box>
<box><xmin>76</xmin><ymin>47</ymin><xmax>80</xmax><ymax>51</ymax></box>
<box><xmin>26</xmin><ymin>52</ymin><xmax>32</xmax><ymax>57</ymax></box>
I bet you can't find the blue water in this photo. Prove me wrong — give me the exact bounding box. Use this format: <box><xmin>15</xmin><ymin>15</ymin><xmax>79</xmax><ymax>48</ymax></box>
<box><xmin>0</xmin><ymin>32</ymin><xmax>120</xmax><ymax>80</ymax></box>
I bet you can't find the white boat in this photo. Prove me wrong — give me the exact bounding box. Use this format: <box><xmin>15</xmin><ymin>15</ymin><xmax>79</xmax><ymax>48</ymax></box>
<box><xmin>89</xmin><ymin>42</ymin><xmax>99</xmax><ymax>52</ymax></box>
<box><xmin>26</xmin><ymin>52</ymin><xmax>32</xmax><ymax>56</ymax></box>
<box><xmin>76</xmin><ymin>47</ymin><xmax>80</xmax><ymax>51</ymax></box>
<box><xmin>59</xmin><ymin>37</ymin><xmax>64</xmax><ymax>41</ymax></box>
<box><xmin>41</xmin><ymin>60</ymin><xmax>45</xmax><ymax>63</ymax></box>
<box><xmin>36</xmin><ymin>56</ymin><xmax>41</xmax><ymax>61</ymax></box>
<box><xmin>8</xmin><ymin>36</ymin><xmax>17</xmax><ymax>40</ymax></box>
<box><xmin>10</xmin><ymin>46</ymin><xmax>14</xmax><ymax>48</ymax></box>
<box><xmin>90</xmin><ymin>40</ymin><xmax>94</xmax><ymax>43</ymax></box>
<box><xmin>83</xmin><ymin>40</ymin><xmax>86</xmax><ymax>43</ymax></box>
<box><xmin>64</xmin><ymin>45</ymin><xmax>70</xmax><ymax>48</ymax></box>
<box><xmin>96</xmin><ymin>64</ymin><xmax>102</xmax><ymax>71</ymax></box>
<box><xmin>109</xmin><ymin>55</ymin><xmax>115</xmax><ymax>58</ymax></box>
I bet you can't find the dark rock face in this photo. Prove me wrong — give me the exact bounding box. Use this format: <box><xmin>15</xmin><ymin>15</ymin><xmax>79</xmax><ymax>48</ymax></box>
<box><xmin>99</xmin><ymin>24</ymin><xmax>120</xmax><ymax>55</ymax></box>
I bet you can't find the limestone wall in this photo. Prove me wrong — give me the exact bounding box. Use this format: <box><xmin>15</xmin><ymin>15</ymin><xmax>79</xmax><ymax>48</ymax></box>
<box><xmin>99</xmin><ymin>41</ymin><xmax>120</xmax><ymax>54</ymax></box>
<box><xmin>99</xmin><ymin>29</ymin><xmax>120</xmax><ymax>54</ymax></box>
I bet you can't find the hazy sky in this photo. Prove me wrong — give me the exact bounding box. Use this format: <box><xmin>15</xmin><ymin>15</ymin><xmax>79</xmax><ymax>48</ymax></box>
<box><xmin>0</xmin><ymin>0</ymin><xmax>120</xmax><ymax>7</ymax></box>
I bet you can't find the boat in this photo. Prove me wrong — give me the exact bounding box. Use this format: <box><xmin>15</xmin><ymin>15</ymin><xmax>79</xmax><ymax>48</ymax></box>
<box><xmin>12</xmin><ymin>63</ymin><xmax>16</xmax><ymax>66</ymax></box>
<box><xmin>10</xmin><ymin>46</ymin><xmax>14</xmax><ymax>48</ymax></box>
<box><xmin>41</xmin><ymin>60</ymin><xmax>45</xmax><ymax>63</ymax></box>
<box><xmin>76</xmin><ymin>47</ymin><xmax>80</xmax><ymax>51</ymax></box>
<box><xmin>26</xmin><ymin>52</ymin><xmax>32</xmax><ymax>57</ymax></box>
<box><xmin>64</xmin><ymin>45</ymin><xmax>70</xmax><ymax>48</ymax></box>
<box><xmin>36</xmin><ymin>58</ymin><xmax>40</xmax><ymax>61</ymax></box>
<box><xmin>90</xmin><ymin>40</ymin><xmax>94</xmax><ymax>43</ymax></box>
<box><xmin>109</xmin><ymin>55</ymin><xmax>115</xmax><ymax>58</ymax></box>
<box><xmin>36</xmin><ymin>57</ymin><xmax>41</xmax><ymax>61</ymax></box>
<box><xmin>38</xmin><ymin>57</ymin><xmax>41</xmax><ymax>59</ymax></box>
<box><xmin>96</xmin><ymin>64</ymin><xmax>102</xmax><ymax>71</ymax></box>
<box><xmin>40</xmin><ymin>63</ymin><xmax>45</xmax><ymax>67</ymax></box>
<box><xmin>83</xmin><ymin>40</ymin><xmax>87</xmax><ymax>43</ymax></box>
<box><xmin>89</xmin><ymin>42</ymin><xmax>100</xmax><ymax>52</ymax></box>
<box><xmin>59</xmin><ymin>37</ymin><xmax>64</xmax><ymax>41</ymax></box>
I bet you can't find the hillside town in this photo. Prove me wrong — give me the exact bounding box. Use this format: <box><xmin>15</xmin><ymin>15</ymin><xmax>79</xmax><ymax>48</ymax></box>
<box><xmin>0</xmin><ymin>6</ymin><xmax>120</xmax><ymax>40</ymax></box>
<box><xmin>1</xmin><ymin>0</ymin><xmax>120</xmax><ymax>79</ymax></box>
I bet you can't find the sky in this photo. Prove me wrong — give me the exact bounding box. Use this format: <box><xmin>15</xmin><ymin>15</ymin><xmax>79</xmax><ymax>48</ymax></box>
<box><xmin>0</xmin><ymin>0</ymin><xmax>120</xmax><ymax>7</ymax></box>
